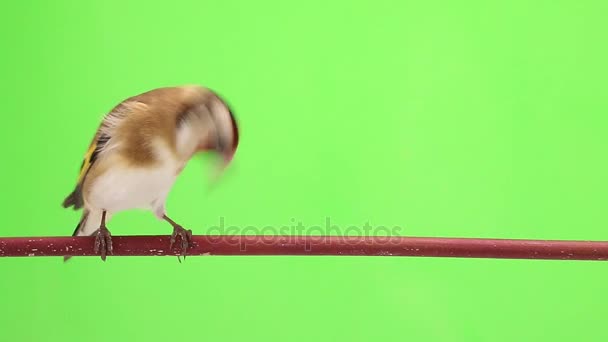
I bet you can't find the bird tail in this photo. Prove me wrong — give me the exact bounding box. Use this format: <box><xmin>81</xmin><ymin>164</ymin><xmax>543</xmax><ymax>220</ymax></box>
<box><xmin>62</xmin><ymin>185</ymin><xmax>84</xmax><ymax>209</ymax></box>
<box><xmin>63</xmin><ymin>208</ymin><xmax>106</xmax><ymax>262</ymax></box>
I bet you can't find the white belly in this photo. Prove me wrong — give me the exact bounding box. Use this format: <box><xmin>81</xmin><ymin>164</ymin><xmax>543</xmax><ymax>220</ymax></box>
<box><xmin>87</xmin><ymin>164</ymin><xmax>178</xmax><ymax>215</ymax></box>
<box><xmin>85</xmin><ymin>125</ymin><xmax>200</xmax><ymax>219</ymax></box>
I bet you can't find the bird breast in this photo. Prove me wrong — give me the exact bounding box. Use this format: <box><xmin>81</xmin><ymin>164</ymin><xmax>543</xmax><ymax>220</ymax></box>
<box><xmin>86</xmin><ymin>137</ymin><xmax>191</xmax><ymax>213</ymax></box>
<box><xmin>87</xmin><ymin>162</ymin><xmax>179</xmax><ymax>213</ymax></box>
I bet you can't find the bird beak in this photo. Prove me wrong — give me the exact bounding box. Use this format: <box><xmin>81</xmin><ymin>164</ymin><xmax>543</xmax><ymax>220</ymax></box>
<box><xmin>218</xmin><ymin>149</ymin><xmax>235</xmax><ymax>172</ymax></box>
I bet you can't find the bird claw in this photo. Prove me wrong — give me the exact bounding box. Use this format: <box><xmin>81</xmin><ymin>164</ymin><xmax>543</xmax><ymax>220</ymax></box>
<box><xmin>94</xmin><ymin>226</ymin><xmax>113</xmax><ymax>261</ymax></box>
<box><xmin>170</xmin><ymin>225</ymin><xmax>193</xmax><ymax>261</ymax></box>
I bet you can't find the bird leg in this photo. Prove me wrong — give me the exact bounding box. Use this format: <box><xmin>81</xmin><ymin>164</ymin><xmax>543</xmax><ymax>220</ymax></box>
<box><xmin>162</xmin><ymin>214</ymin><xmax>193</xmax><ymax>261</ymax></box>
<box><xmin>93</xmin><ymin>210</ymin><xmax>113</xmax><ymax>261</ymax></box>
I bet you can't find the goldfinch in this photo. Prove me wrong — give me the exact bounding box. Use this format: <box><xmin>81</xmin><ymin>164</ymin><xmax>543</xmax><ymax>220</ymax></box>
<box><xmin>62</xmin><ymin>85</ymin><xmax>239</xmax><ymax>261</ymax></box>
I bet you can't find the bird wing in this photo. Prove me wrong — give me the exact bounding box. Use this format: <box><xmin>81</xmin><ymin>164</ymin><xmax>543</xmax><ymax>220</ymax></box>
<box><xmin>79</xmin><ymin>130</ymin><xmax>112</xmax><ymax>184</ymax></box>
<box><xmin>62</xmin><ymin>98</ymin><xmax>132</xmax><ymax>210</ymax></box>
<box><xmin>62</xmin><ymin>128</ymin><xmax>110</xmax><ymax>210</ymax></box>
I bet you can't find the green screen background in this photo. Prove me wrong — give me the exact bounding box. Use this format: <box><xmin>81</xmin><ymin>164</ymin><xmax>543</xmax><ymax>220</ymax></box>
<box><xmin>1</xmin><ymin>1</ymin><xmax>607</xmax><ymax>341</ymax></box>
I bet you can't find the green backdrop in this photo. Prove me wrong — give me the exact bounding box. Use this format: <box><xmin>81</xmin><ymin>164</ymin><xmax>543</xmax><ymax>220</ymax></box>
<box><xmin>1</xmin><ymin>1</ymin><xmax>607</xmax><ymax>341</ymax></box>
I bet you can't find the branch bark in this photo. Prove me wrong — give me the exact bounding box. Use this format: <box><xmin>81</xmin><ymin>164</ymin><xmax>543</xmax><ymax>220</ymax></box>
<box><xmin>1</xmin><ymin>235</ymin><xmax>608</xmax><ymax>260</ymax></box>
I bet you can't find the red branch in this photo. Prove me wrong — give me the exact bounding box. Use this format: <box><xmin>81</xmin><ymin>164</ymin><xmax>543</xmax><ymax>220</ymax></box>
<box><xmin>1</xmin><ymin>235</ymin><xmax>608</xmax><ymax>260</ymax></box>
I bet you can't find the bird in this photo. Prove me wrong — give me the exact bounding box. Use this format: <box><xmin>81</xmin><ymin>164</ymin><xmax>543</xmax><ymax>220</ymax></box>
<box><xmin>62</xmin><ymin>85</ymin><xmax>239</xmax><ymax>261</ymax></box>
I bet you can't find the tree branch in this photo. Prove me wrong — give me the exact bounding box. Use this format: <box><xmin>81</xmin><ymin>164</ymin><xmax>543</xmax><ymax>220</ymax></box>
<box><xmin>1</xmin><ymin>235</ymin><xmax>608</xmax><ymax>260</ymax></box>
